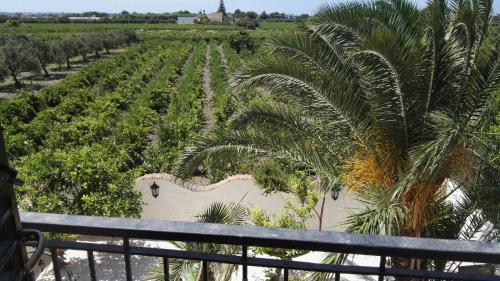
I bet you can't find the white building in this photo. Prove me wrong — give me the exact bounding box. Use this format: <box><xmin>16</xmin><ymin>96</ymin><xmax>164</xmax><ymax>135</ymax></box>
<box><xmin>208</xmin><ymin>12</ymin><xmax>224</xmax><ymax>23</ymax></box>
<box><xmin>177</xmin><ymin>16</ymin><xmax>197</xmax><ymax>24</ymax></box>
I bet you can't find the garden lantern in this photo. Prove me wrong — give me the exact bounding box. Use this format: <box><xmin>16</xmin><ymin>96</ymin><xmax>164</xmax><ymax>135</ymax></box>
<box><xmin>331</xmin><ymin>188</ymin><xmax>340</xmax><ymax>201</ymax></box>
<box><xmin>150</xmin><ymin>182</ymin><xmax>160</xmax><ymax>198</ymax></box>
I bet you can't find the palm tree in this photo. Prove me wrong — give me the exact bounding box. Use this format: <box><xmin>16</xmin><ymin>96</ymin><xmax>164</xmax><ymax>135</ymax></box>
<box><xmin>143</xmin><ymin>202</ymin><xmax>248</xmax><ymax>281</ymax></box>
<box><xmin>175</xmin><ymin>0</ymin><xmax>498</xmax><ymax>276</ymax></box>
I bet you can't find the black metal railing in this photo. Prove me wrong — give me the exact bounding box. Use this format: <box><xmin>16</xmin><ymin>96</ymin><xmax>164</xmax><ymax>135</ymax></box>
<box><xmin>21</xmin><ymin>212</ymin><xmax>500</xmax><ymax>281</ymax></box>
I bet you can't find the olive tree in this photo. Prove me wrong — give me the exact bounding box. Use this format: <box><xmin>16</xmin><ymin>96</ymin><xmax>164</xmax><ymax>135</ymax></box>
<box><xmin>0</xmin><ymin>38</ymin><xmax>41</xmax><ymax>88</ymax></box>
<box><xmin>75</xmin><ymin>37</ymin><xmax>92</xmax><ymax>62</ymax></box>
<box><xmin>31</xmin><ymin>39</ymin><xmax>57</xmax><ymax>77</ymax></box>
<box><xmin>102</xmin><ymin>33</ymin><xmax>124</xmax><ymax>54</ymax></box>
<box><xmin>59</xmin><ymin>36</ymin><xmax>78</xmax><ymax>68</ymax></box>
<box><xmin>87</xmin><ymin>33</ymin><xmax>104</xmax><ymax>58</ymax></box>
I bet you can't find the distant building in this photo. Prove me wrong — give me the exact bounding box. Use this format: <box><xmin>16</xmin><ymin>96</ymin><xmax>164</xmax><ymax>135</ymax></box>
<box><xmin>208</xmin><ymin>12</ymin><xmax>223</xmax><ymax>23</ymax></box>
<box><xmin>493</xmin><ymin>14</ymin><xmax>500</xmax><ymax>23</ymax></box>
<box><xmin>68</xmin><ymin>15</ymin><xmax>100</xmax><ymax>21</ymax></box>
<box><xmin>177</xmin><ymin>16</ymin><xmax>197</xmax><ymax>25</ymax></box>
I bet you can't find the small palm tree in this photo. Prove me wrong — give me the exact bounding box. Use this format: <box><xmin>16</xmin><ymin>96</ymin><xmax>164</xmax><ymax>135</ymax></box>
<box><xmin>143</xmin><ymin>202</ymin><xmax>248</xmax><ymax>281</ymax></box>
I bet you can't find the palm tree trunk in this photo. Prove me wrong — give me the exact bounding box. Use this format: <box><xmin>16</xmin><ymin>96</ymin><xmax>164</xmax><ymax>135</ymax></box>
<box><xmin>392</xmin><ymin>183</ymin><xmax>434</xmax><ymax>281</ymax></box>
<box><xmin>318</xmin><ymin>195</ymin><xmax>326</xmax><ymax>231</ymax></box>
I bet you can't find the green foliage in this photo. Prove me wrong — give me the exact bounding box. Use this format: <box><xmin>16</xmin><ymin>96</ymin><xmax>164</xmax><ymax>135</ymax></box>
<box><xmin>209</xmin><ymin>43</ymin><xmax>235</xmax><ymax>128</ymax></box>
<box><xmin>143</xmin><ymin>202</ymin><xmax>248</xmax><ymax>281</ymax></box>
<box><xmin>250</xmin><ymin>171</ymin><xmax>317</xmax><ymax>260</ymax></box>
<box><xmin>252</xmin><ymin>160</ymin><xmax>291</xmax><ymax>194</ymax></box>
<box><xmin>4</xmin><ymin>19</ymin><xmax>20</xmax><ymax>27</ymax></box>
<box><xmin>229</xmin><ymin>31</ymin><xmax>257</xmax><ymax>54</ymax></box>
<box><xmin>17</xmin><ymin>141</ymin><xmax>142</xmax><ymax>217</ymax></box>
<box><xmin>251</xmin><ymin>207</ymin><xmax>309</xmax><ymax>260</ymax></box>
<box><xmin>157</xmin><ymin>43</ymin><xmax>205</xmax><ymax>171</ymax></box>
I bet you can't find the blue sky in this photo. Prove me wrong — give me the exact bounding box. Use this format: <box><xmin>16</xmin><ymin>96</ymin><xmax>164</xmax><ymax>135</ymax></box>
<box><xmin>1</xmin><ymin>0</ymin><xmax>498</xmax><ymax>14</ymax></box>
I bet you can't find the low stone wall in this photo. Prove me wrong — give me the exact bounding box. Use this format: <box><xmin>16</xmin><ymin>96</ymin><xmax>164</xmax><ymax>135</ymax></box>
<box><xmin>136</xmin><ymin>173</ymin><xmax>254</xmax><ymax>192</ymax></box>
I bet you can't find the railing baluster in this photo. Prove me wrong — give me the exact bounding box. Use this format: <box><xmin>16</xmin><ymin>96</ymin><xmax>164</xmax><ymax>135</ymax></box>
<box><xmin>284</xmin><ymin>268</ymin><xmax>289</xmax><ymax>281</ymax></box>
<box><xmin>378</xmin><ymin>256</ymin><xmax>386</xmax><ymax>281</ymax></box>
<box><xmin>87</xmin><ymin>250</ymin><xmax>97</xmax><ymax>281</ymax></box>
<box><xmin>50</xmin><ymin>248</ymin><xmax>62</xmax><ymax>281</ymax></box>
<box><xmin>242</xmin><ymin>245</ymin><xmax>248</xmax><ymax>281</ymax></box>
<box><xmin>123</xmin><ymin>237</ymin><xmax>132</xmax><ymax>281</ymax></box>
<box><xmin>335</xmin><ymin>272</ymin><xmax>340</xmax><ymax>281</ymax></box>
<box><xmin>163</xmin><ymin>257</ymin><xmax>169</xmax><ymax>281</ymax></box>
<box><xmin>202</xmin><ymin>260</ymin><xmax>208</xmax><ymax>281</ymax></box>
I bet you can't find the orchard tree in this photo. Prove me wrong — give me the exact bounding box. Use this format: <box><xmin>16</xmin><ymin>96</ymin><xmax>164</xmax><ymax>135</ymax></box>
<box><xmin>59</xmin><ymin>36</ymin><xmax>78</xmax><ymax>68</ymax></box>
<box><xmin>0</xmin><ymin>38</ymin><xmax>41</xmax><ymax>88</ymax></box>
<box><xmin>87</xmin><ymin>34</ymin><xmax>104</xmax><ymax>58</ymax></box>
<box><xmin>121</xmin><ymin>30</ymin><xmax>138</xmax><ymax>46</ymax></box>
<box><xmin>75</xmin><ymin>37</ymin><xmax>91</xmax><ymax>62</ymax></box>
<box><xmin>50</xmin><ymin>42</ymin><xmax>66</xmax><ymax>68</ymax></box>
<box><xmin>102</xmin><ymin>33</ymin><xmax>124</xmax><ymax>54</ymax></box>
<box><xmin>31</xmin><ymin>39</ymin><xmax>57</xmax><ymax>77</ymax></box>
<box><xmin>0</xmin><ymin>54</ymin><xmax>8</xmax><ymax>82</ymax></box>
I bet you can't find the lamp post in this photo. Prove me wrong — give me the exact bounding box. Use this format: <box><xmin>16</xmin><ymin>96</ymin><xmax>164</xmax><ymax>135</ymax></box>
<box><xmin>150</xmin><ymin>182</ymin><xmax>160</xmax><ymax>198</ymax></box>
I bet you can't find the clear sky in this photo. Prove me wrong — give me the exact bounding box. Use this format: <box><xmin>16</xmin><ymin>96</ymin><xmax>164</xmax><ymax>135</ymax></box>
<box><xmin>0</xmin><ymin>0</ymin><xmax>498</xmax><ymax>14</ymax></box>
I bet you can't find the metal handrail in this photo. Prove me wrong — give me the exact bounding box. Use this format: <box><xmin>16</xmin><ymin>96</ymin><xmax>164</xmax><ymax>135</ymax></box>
<box><xmin>18</xmin><ymin>229</ymin><xmax>45</xmax><ymax>273</ymax></box>
<box><xmin>20</xmin><ymin>212</ymin><xmax>500</xmax><ymax>281</ymax></box>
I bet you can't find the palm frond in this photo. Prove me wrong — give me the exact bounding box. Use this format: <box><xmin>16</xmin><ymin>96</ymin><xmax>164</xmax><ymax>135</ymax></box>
<box><xmin>175</xmin><ymin>127</ymin><xmax>337</xmax><ymax>180</ymax></box>
<box><xmin>195</xmin><ymin>201</ymin><xmax>249</xmax><ymax>225</ymax></box>
<box><xmin>352</xmin><ymin>50</ymin><xmax>408</xmax><ymax>147</ymax></box>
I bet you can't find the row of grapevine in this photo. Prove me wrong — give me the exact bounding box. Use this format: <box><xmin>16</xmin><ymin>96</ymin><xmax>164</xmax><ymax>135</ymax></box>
<box><xmin>4</xmin><ymin>42</ymin><xmax>167</xmax><ymax>159</ymax></box>
<box><xmin>13</xmin><ymin>41</ymin><xmax>192</xmax><ymax>217</ymax></box>
<box><xmin>221</xmin><ymin>41</ymin><xmax>263</xmax><ymax>104</ymax></box>
<box><xmin>150</xmin><ymin>42</ymin><xmax>207</xmax><ymax>172</ymax></box>
<box><xmin>0</xmin><ymin>43</ymin><xmax>149</xmax><ymax>133</ymax></box>
<box><xmin>209</xmin><ymin>42</ymin><xmax>236</xmax><ymax>129</ymax></box>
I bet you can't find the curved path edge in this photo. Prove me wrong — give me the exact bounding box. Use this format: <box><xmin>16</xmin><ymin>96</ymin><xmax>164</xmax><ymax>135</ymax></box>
<box><xmin>136</xmin><ymin>173</ymin><xmax>254</xmax><ymax>192</ymax></box>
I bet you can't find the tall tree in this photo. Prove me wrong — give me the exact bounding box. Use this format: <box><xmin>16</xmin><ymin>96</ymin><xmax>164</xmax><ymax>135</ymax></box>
<box><xmin>217</xmin><ymin>0</ymin><xmax>226</xmax><ymax>17</ymax></box>
<box><xmin>175</xmin><ymin>0</ymin><xmax>499</xmax><ymax>277</ymax></box>
<box><xmin>260</xmin><ymin>11</ymin><xmax>269</xmax><ymax>20</ymax></box>
<box><xmin>234</xmin><ymin>9</ymin><xmax>242</xmax><ymax>18</ymax></box>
